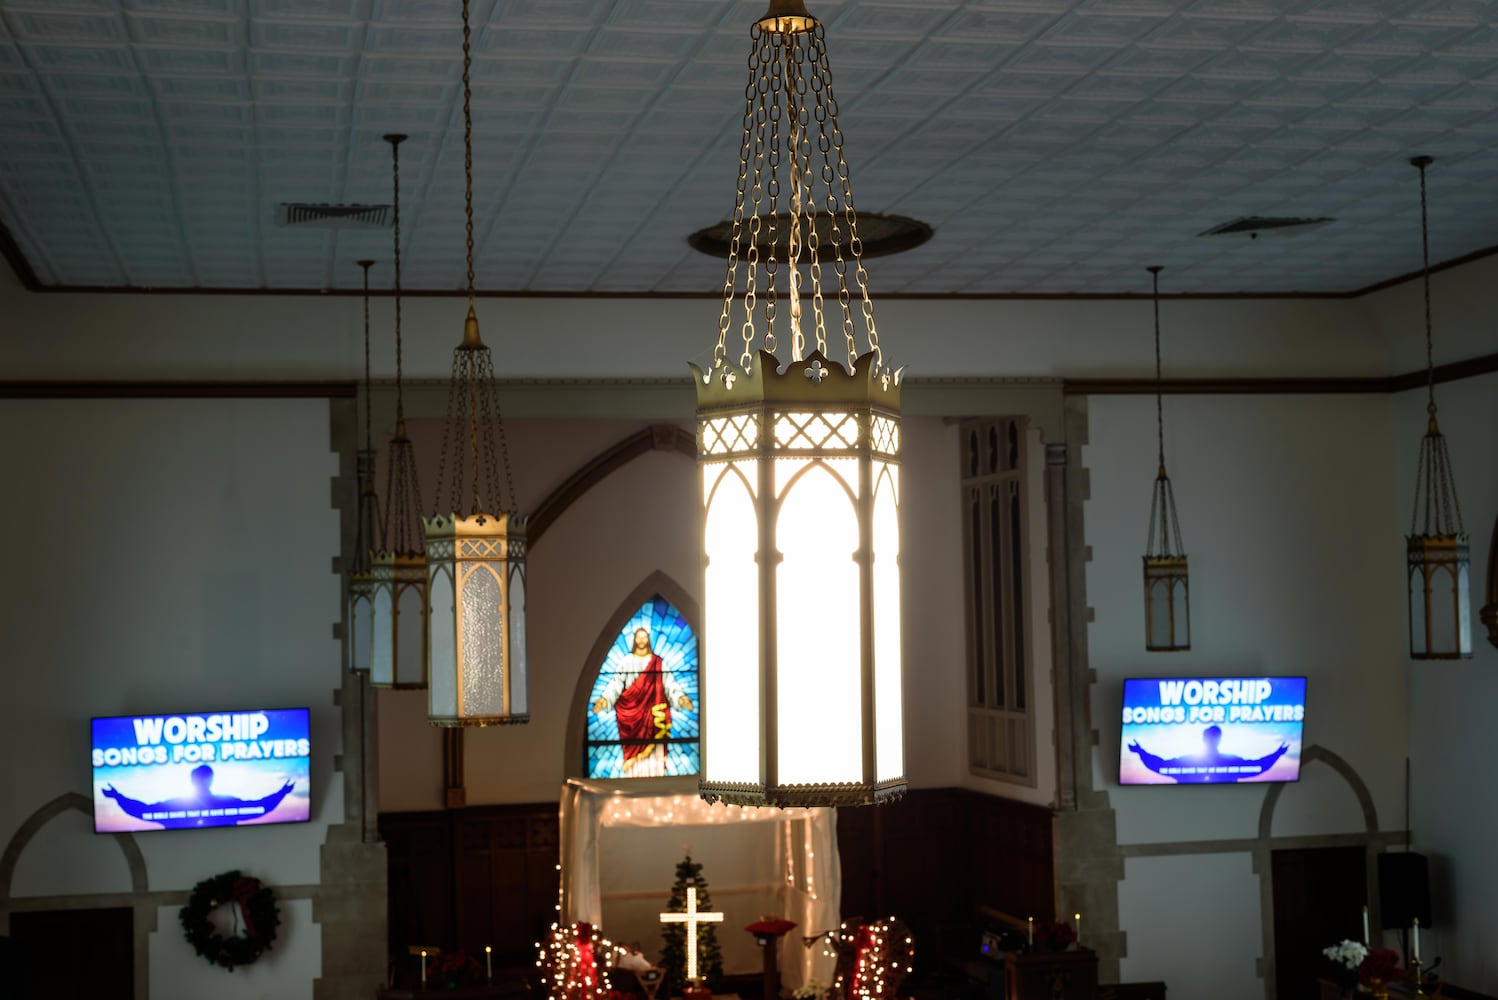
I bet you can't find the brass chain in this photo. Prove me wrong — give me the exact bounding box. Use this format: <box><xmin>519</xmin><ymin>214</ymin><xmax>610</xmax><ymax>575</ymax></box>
<box><xmin>742</xmin><ymin>30</ymin><xmax>771</xmax><ymax>368</ymax></box>
<box><xmin>787</xmin><ymin>36</ymin><xmax>816</xmax><ymax>359</ymax></box>
<box><xmin>763</xmin><ymin>31</ymin><xmax>784</xmax><ymax>356</ymax></box>
<box><xmin>816</xmin><ymin>24</ymin><xmax>879</xmax><ymax>369</ymax></box>
<box><xmin>715</xmin><ymin>26</ymin><xmax>761</xmax><ymax>372</ymax></box>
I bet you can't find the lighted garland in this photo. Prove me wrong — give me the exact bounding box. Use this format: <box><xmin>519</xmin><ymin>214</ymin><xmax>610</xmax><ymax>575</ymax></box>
<box><xmin>179</xmin><ymin>870</ymin><xmax>280</xmax><ymax>971</ymax></box>
<box><xmin>534</xmin><ymin>921</ymin><xmax>624</xmax><ymax>999</ymax></box>
<box><xmin>827</xmin><ymin>917</ymin><xmax>914</xmax><ymax>999</ymax></box>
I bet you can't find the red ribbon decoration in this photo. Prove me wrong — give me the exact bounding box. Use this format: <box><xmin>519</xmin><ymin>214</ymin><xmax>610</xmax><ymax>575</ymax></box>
<box><xmin>231</xmin><ymin>877</ymin><xmax>259</xmax><ymax>939</ymax></box>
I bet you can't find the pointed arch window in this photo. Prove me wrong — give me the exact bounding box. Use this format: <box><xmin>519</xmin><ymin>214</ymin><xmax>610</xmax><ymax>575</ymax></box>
<box><xmin>584</xmin><ymin>596</ymin><xmax>701</xmax><ymax>780</ymax></box>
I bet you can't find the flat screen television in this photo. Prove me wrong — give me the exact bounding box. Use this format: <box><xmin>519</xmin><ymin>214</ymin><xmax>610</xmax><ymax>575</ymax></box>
<box><xmin>1119</xmin><ymin>676</ymin><xmax>1305</xmax><ymax>785</ymax></box>
<box><xmin>91</xmin><ymin>709</ymin><xmax>311</xmax><ymax>832</ymax></box>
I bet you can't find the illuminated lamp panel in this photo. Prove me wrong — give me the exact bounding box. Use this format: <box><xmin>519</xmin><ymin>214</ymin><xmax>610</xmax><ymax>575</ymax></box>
<box><xmin>774</xmin><ymin>456</ymin><xmax>859</xmax><ymax>498</ymax></box>
<box><xmin>776</xmin><ymin>462</ymin><xmax>862</xmax><ymax>787</ymax></box>
<box><xmin>774</xmin><ymin>411</ymin><xmax>859</xmax><ymax>451</ymax></box>
<box><xmin>872</xmin><ymin>464</ymin><xmax>904</xmax><ymax>783</ymax></box>
<box><xmin>871</xmin><ymin>415</ymin><xmax>900</xmax><ymax>457</ymax></box>
<box><xmin>350</xmin><ymin>585</ymin><xmax>372</xmax><ymax>673</ymax></box>
<box><xmin>396</xmin><ymin>581</ymin><xmax>426</xmax><ymax>686</ymax></box>
<box><xmin>703</xmin><ymin>413</ymin><xmax>760</xmax><ymax>456</ymax></box>
<box><xmin>460</xmin><ymin>562</ymin><xmax>506</xmax><ymax>716</ymax></box>
<box><xmin>428</xmin><ymin>565</ymin><xmax>458</xmax><ymax>718</ymax></box>
<box><xmin>370</xmin><ymin>586</ymin><xmax>394</xmax><ymax>687</ymax></box>
<box><xmin>703</xmin><ymin>463</ymin><xmax>761</xmax><ymax>786</ymax></box>
<box><xmin>509</xmin><ymin>564</ymin><xmax>528</xmax><ymax>716</ymax></box>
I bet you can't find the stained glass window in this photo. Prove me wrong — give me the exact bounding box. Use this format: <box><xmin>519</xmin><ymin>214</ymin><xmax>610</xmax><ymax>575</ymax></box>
<box><xmin>584</xmin><ymin>595</ymin><xmax>701</xmax><ymax>779</ymax></box>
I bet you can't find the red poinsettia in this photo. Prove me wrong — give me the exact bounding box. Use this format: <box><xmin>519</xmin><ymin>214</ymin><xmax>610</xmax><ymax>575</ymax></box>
<box><xmin>434</xmin><ymin>949</ymin><xmax>483</xmax><ymax>985</ymax></box>
<box><xmin>1360</xmin><ymin>948</ymin><xmax>1402</xmax><ymax>984</ymax></box>
<box><xmin>1035</xmin><ymin>920</ymin><xmax>1077</xmax><ymax>952</ymax></box>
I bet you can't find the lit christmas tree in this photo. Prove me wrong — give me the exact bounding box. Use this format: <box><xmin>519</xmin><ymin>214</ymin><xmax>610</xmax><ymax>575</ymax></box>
<box><xmin>660</xmin><ymin>855</ymin><xmax>723</xmax><ymax>994</ymax></box>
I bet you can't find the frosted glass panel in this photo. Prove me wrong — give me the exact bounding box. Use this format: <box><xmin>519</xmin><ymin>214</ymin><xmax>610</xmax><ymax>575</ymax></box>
<box><xmin>428</xmin><ymin>569</ymin><xmax>457</xmax><ymax>717</ymax></box>
<box><xmin>704</xmin><ymin>464</ymin><xmax>761</xmax><ymax>785</ymax></box>
<box><xmin>509</xmin><ymin>565</ymin><xmax>528</xmax><ymax>716</ymax></box>
<box><xmin>1149</xmin><ymin>578</ymin><xmax>1172</xmax><ymax>647</ymax></box>
<box><xmin>396</xmin><ymin>584</ymin><xmax>425</xmax><ymax>686</ymax></box>
<box><xmin>777</xmin><ymin>462</ymin><xmax>861</xmax><ymax>786</ymax></box>
<box><xmin>873</xmin><ymin>465</ymin><xmax>904</xmax><ymax>783</ymax></box>
<box><xmin>371</xmin><ymin>587</ymin><xmax>393</xmax><ymax>687</ymax></box>
<box><xmin>1429</xmin><ymin>564</ymin><xmax>1456</xmax><ymax>657</ymax></box>
<box><xmin>460</xmin><ymin>564</ymin><xmax>505</xmax><ymax>717</ymax></box>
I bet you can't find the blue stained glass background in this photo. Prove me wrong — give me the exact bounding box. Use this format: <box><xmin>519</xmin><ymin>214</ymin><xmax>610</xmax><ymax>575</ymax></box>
<box><xmin>584</xmin><ymin>596</ymin><xmax>700</xmax><ymax>779</ymax></box>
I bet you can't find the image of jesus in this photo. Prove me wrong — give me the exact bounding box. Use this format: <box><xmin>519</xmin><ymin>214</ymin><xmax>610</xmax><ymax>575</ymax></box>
<box><xmin>592</xmin><ymin>627</ymin><xmax>694</xmax><ymax>776</ymax></box>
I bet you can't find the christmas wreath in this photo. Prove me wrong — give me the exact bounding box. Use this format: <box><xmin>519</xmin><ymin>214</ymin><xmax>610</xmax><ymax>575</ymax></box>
<box><xmin>179</xmin><ymin>870</ymin><xmax>280</xmax><ymax>971</ymax></box>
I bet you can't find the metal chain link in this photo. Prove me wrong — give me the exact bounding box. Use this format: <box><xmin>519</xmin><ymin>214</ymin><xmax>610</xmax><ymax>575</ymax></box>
<box><xmin>359</xmin><ymin>259</ymin><xmax>373</xmax><ymax>452</ymax></box>
<box><xmin>741</xmin><ymin>31</ymin><xmax>772</xmax><ymax>368</ymax></box>
<box><xmin>1417</xmin><ymin>158</ymin><xmax>1435</xmax><ymax>419</ymax></box>
<box><xmin>463</xmin><ymin>0</ymin><xmax>476</xmax><ymax>305</ymax></box>
<box><xmin>816</xmin><ymin>25</ymin><xmax>879</xmax><ymax>369</ymax></box>
<box><xmin>762</xmin><ymin>31</ymin><xmax>783</xmax><ymax>357</ymax></box>
<box><xmin>715</xmin><ymin>26</ymin><xmax>762</xmax><ymax>372</ymax></box>
<box><xmin>1150</xmin><ymin>266</ymin><xmax>1165</xmax><ymax>474</ymax></box>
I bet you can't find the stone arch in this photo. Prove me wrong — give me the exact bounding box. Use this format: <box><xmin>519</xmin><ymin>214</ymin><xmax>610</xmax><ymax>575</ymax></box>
<box><xmin>1257</xmin><ymin>743</ymin><xmax>1379</xmax><ymax>839</ymax></box>
<box><xmin>0</xmin><ymin>792</ymin><xmax>149</xmax><ymax>921</ymax></box>
<box><xmin>1254</xmin><ymin>745</ymin><xmax>1383</xmax><ymax>1000</ymax></box>
<box><xmin>563</xmin><ymin>570</ymin><xmax>702</xmax><ymax>780</ymax></box>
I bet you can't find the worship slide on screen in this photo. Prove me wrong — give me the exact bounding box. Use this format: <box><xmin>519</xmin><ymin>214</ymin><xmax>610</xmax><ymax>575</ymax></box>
<box><xmin>1119</xmin><ymin>677</ymin><xmax>1305</xmax><ymax>786</ymax></box>
<box><xmin>91</xmin><ymin>709</ymin><xmax>311</xmax><ymax>832</ymax></box>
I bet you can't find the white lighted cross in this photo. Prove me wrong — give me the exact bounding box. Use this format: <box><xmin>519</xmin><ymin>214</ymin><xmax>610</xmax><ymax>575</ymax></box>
<box><xmin>659</xmin><ymin>886</ymin><xmax>724</xmax><ymax>983</ymax></box>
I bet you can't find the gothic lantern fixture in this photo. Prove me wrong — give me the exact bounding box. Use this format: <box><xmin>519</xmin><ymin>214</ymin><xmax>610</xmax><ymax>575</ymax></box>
<box><xmin>370</xmin><ymin>133</ymin><xmax>430</xmax><ymax>690</ymax></box>
<box><xmin>1405</xmin><ymin>156</ymin><xmax>1471</xmax><ymax>660</ymax></box>
<box><xmin>422</xmin><ymin>0</ymin><xmax>529</xmax><ymax>727</ymax></box>
<box><xmin>348</xmin><ymin>259</ymin><xmax>381</xmax><ymax>674</ymax></box>
<box><xmin>1143</xmin><ymin>266</ymin><xmax>1190</xmax><ymax>653</ymax></box>
<box><xmin>692</xmin><ymin>0</ymin><xmax>905</xmax><ymax>808</ymax></box>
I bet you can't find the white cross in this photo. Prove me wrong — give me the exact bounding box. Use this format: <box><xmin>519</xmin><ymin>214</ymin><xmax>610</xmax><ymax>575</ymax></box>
<box><xmin>659</xmin><ymin>886</ymin><xmax>724</xmax><ymax>983</ymax></box>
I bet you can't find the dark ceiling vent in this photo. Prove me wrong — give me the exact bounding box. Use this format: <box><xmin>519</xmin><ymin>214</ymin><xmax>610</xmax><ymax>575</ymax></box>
<box><xmin>275</xmin><ymin>203</ymin><xmax>391</xmax><ymax>229</ymax></box>
<box><xmin>1199</xmin><ymin>216</ymin><xmax>1334</xmax><ymax>239</ymax></box>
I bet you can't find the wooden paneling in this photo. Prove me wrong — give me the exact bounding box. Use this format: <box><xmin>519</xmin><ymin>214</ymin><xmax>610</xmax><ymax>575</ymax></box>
<box><xmin>380</xmin><ymin>803</ymin><xmax>560</xmax><ymax>969</ymax></box>
<box><xmin>837</xmin><ymin>788</ymin><xmax>1054</xmax><ymax>970</ymax></box>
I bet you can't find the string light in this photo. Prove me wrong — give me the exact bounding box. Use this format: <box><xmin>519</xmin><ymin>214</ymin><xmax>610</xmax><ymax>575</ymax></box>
<box><xmin>535</xmin><ymin>922</ymin><xmax>627</xmax><ymax>1000</ymax></box>
<box><xmin>829</xmin><ymin>917</ymin><xmax>914</xmax><ymax>999</ymax></box>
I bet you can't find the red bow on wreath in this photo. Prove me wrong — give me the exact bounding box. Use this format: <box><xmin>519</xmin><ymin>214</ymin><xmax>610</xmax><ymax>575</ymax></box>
<box><xmin>232</xmin><ymin>877</ymin><xmax>260</xmax><ymax>938</ymax></box>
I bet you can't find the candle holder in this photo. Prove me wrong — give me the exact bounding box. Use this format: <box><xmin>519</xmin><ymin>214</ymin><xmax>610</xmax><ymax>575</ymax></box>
<box><xmin>1410</xmin><ymin>957</ymin><xmax>1427</xmax><ymax>998</ymax></box>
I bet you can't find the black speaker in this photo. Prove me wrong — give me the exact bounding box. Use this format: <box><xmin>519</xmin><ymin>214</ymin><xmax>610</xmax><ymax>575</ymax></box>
<box><xmin>1379</xmin><ymin>852</ymin><xmax>1431</xmax><ymax>928</ymax></box>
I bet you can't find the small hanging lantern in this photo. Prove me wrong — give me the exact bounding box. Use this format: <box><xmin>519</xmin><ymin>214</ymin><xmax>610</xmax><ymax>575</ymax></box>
<box><xmin>1405</xmin><ymin>156</ymin><xmax>1471</xmax><ymax>660</ymax></box>
<box><xmin>692</xmin><ymin>0</ymin><xmax>905</xmax><ymax>807</ymax></box>
<box><xmin>423</xmin><ymin>0</ymin><xmax>529</xmax><ymax>727</ymax></box>
<box><xmin>1143</xmin><ymin>266</ymin><xmax>1190</xmax><ymax>652</ymax></box>
<box><xmin>348</xmin><ymin>259</ymin><xmax>381</xmax><ymax>674</ymax></box>
<box><xmin>370</xmin><ymin>133</ymin><xmax>430</xmax><ymax>689</ymax></box>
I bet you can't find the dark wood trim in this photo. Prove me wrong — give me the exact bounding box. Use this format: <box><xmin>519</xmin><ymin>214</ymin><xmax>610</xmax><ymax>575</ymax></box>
<box><xmin>0</xmin><ymin>380</ymin><xmax>356</xmax><ymax>399</ymax></box>
<box><xmin>526</xmin><ymin>423</ymin><xmax>695</xmax><ymax>548</ymax></box>
<box><xmin>1063</xmin><ymin>376</ymin><xmax>1392</xmax><ymax>396</ymax></box>
<box><xmin>0</xmin><ymin>217</ymin><xmax>41</xmax><ymax>292</ymax></box>
<box><xmin>1351</xmin><ymin>241</ymin><xmax>1498</xmax><ymax>297</ymax></box>
<box><xmin>1065</xmin><ymin>352</ymin><xmax>1498</xmax><ymax>395</ymax></box>
<box><xmin>442</xmin><ymin>729</ymin><xmax>466</xmax><ymax>810</ymax></box>
<box><xmin>8</xmin><ymin>239</ymin><xmax>1498</xmax><ymax>299</ymax></box>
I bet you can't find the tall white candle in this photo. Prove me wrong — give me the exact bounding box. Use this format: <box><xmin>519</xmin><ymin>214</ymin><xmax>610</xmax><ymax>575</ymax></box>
<box><xmin>420</xmin><ymin>950</ymin><xmax>427</xmax><ymax>985</ymax></box>
<box><xmin>1413</xmin><ymin>919</ymin><xmax>1420</xmax><ymax>962</ymax></box>
<box><xmin>1028</xmin><ymin>917</ymin><xmax>1034</xmax><ymax>949</ymax></box>
<box><xmin>1075</xmin><ymin>913</ymin><xmax>1082</xmax><ymax>948</ymax></box>
<box><xmin>1363</xmin><ymin>905</ymin><xmax>1370</xmax><ymax>945</ymax></box>
<box><xmin>485</xmin><ymin>945</ymin><xmax>492</xmax><ymax>980</ymax></box>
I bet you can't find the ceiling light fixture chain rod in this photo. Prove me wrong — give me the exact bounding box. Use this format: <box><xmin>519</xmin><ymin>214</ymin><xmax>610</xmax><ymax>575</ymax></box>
<box><xmin>359</xmin><ymin>259</ymin><xmax>374</xmax><ymax>454</ymax></box>
<box><xmin>785</xmin><ymin>34</ymin><xmax>809</xmax><ymax>361</ymax></box>
<box><xmin>1415</xmin><ymin>156</ymin><xmax>1436</xmax><ymax>420</ymax></box>
<box><xmin>462</xmin><ymin>0</ymin><xmax>476</xmax><ymax>307</ymax></box>
<box><xmin>386</xmin><ymin>133</ymin><xmax>408</xmax><ymax>427</ymax></box>
<box><xmin>1150</xmin><ymin>265</ymin><xmax>1165</xmax><ymax>477</ymax></box>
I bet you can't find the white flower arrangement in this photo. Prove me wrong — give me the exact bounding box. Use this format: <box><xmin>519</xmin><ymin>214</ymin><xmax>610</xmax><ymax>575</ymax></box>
<box><xmin>1323</xmin><ymin>939</ymin><xmax>1368</xmax><ymax>970</ymax></box>
<box><xmin>793</xmin><ymin>981</ymin><xmax>829</xmax><ymax>999</ymax></box>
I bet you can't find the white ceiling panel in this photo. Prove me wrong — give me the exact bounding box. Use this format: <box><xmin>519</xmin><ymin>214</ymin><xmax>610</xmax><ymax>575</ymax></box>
<box><xmin>1</xmin><ymin>0</ymin><xmax>1498</xmax><ymax>293</ymax></box>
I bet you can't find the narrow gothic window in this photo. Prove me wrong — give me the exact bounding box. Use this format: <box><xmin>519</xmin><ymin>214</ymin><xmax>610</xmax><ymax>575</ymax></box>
<box><xmin>960</xmin><ymin>418</ymin><xmax>1034</xmax><ymax>783</ymax></box>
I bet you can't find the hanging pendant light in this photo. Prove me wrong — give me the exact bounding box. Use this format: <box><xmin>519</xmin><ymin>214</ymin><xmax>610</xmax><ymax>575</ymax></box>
<box><xmin>370</xmin><ymin>133</ymin><xmax>431</xmax><ymax>690</ymax></box>
<box><xmin>1405</xmin><ymin>155</ymin><xmax>1472</xmax><ymax>660</ymax></box>
<box><xmin>692</xmin><ymin>0</ymin><xmax>905</xmax><ymax>808</ymax></box>
<box><xmin>422</xmin><ymin>0</ymin><xmax>529</xmax><ymax>727</ymax></box>
<box><xmin>349</xmin><ymin>258</ymin><xmax>381</xmax><ymax>674</ymax></box>
<box><xmin>1143</xmin><ymin>266</ymin><xmax>1190</xmax><ymax>653</ymax></box>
